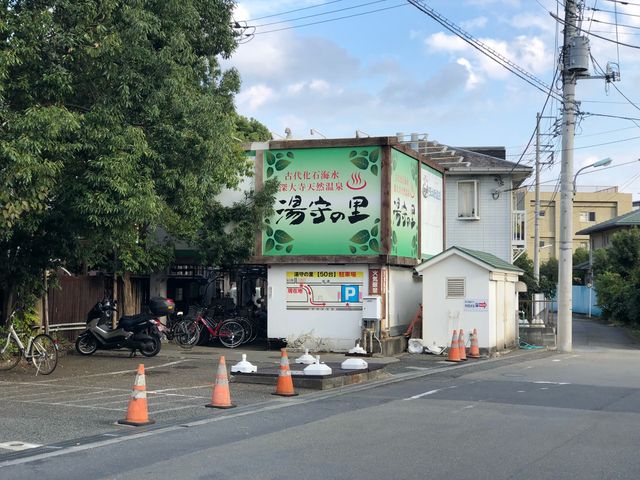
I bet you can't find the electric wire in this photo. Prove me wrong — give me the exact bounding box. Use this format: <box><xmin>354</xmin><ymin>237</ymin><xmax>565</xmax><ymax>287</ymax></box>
<box><xmin>407</xmin><ymin>0</ymin><xmax>563</xmax><ymax>101</ymax></box>
<box><xmin>239</xmin><ymin>0</ymin><xmax>347</xmax><ymax>22</ymax></box>
<box><xmin>551</xmin><ymin>11</ymin><xmax>640</xmax><ymax>48</ymax></box>
<box><xmin>585</xmin><ymin>17</ymin><xmax>640</xmax><ymax>30</ymax></box>
<box><xmin>587</xmin><ymin>6</ymin><xmax>640</xmax><ymax>17</ymax></box>
<box><xmin>252</xmin><ymin>0</ymin><xmax>392</xmax><ymax>28</ymax></box>
<box><xmin>605</xmin><ymin>0</ymin><xmax>640</xmax><ymax>6</ymax></box>
<box><xmin>253</xmin><ymin>3</ymin><xmax>408</xmax><ymax>34</ymax></box>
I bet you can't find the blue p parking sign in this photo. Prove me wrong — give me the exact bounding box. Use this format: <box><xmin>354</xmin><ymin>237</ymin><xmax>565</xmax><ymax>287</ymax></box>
<box><xmin>341</xmin><ymin>285</ymin><xmax>360</xmax><ymax>303</ymax></box>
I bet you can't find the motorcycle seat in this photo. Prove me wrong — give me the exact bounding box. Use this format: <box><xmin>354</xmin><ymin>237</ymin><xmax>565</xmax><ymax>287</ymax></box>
<box><xmin>118</xmin><ymin>313</ymin><xmax>152</xmax><ymax>330</ymax></box>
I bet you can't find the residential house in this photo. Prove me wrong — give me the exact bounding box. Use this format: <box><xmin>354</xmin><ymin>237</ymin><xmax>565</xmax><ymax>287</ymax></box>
<box><xmin>415</xmin><ymin>141</ymin><xmax>532</xmax><ymax>263</ymax></box>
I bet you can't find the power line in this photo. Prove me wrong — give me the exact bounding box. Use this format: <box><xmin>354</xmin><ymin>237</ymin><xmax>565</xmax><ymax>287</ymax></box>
<box><xmin>551</xmin><ymin>11</ymin><xmax>640</xmax><ymax>48</ymax></box>
<box><xmin>253</xmin><ymin>0</ymin><xmax>392</xmax><ymax>28</ymax></box>
<box><xmin>588</xmin><ymin>5</ymin><xmax>640</xmax><ymax>17</ymax></box>
<box><xmin>408</xmin><ymin>0</ymin><xmax>563</xmax><ymax>101</ymax></box>
<box><xmin>253</xmin><ymin>3</ymin><xmax>407</xmax><ymax>35</ymax></box>
<box><xmin>586</xmin><ymin>17</ymin><xmax>640</xmax><ymax>30</ymax></box>
<box><xmin>239</xmin><ymin>0</ymin><xmax>347</xmax><ymax>22</ymax></box>
<box><xmin>605</xmin><ymin>0</ymin><xmax>640</xmax><ymax>6</ymax></box>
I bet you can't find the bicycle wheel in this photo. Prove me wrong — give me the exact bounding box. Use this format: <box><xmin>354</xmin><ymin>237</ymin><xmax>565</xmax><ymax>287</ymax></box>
<box><xmin>0</xmin><ymin>336</ymin><xmax>21</xmax><ymax>370</ymax></box>
<box><xmin>218</xmin><ymin>320</ymin><xmax>245</xmax><ymax>348</ymax></box>
<box><xmin>31</xmin><ymin>334</ymin><xmax>58</xmax><ymax>375</ymax></box>
<box><xmin>235</xmin><ymin>317</ymin><xmax>254</xmax><ymax>344</ymax></box>
<box><xmin>174</xmin><ymin>319</ymin><xmax>200</xmax><ymax>349</ymax></box>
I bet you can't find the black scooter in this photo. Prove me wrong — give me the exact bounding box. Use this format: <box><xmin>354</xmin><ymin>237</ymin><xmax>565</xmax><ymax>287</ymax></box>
<box><xmin>75</xmin><ymin>297</ymin><xmax>174</xmax><ymax>357</ymax></box>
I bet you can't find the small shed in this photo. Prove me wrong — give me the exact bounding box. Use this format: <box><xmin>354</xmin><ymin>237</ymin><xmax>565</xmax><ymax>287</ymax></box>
<box><xmin>415</xmin><ymin>246</ymin><xmax>523</xmax><ymax>354</ymax></box>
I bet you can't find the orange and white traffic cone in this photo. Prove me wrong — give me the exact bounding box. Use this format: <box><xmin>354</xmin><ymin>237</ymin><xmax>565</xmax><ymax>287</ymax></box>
<box><xmin>206</xmin><ymin>356</ymin><xmax>236</xmax><ymax>409</ymax></box>
<box><xmin>446</xmin><ymin>330</ymin><xmax>461</xmax><ymax>363</ymax></box>
<box><xmin>458</xmin><ymin>329</ymin><xmax>467</xmax><ymax>361</ymax></box>
<box><xmin>273</xmin><ymin>348</ymin><xmax>298</xmax><ymax>397</ymax></box>
<box><xmin>117</xmin><ymin>364</ymin><xmax>155</xmax><ymax>426</ymax></box>
<box><xmin>468</xmin><ymin>328</ymin><xmax>481</xmax><ymax>358</ymax></box>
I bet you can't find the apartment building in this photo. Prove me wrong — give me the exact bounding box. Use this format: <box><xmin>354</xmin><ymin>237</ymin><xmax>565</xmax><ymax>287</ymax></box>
<box><xmin>521</xmin><ymin>186</ymin><xmax>632</xmax><ymax>260</ymax></box>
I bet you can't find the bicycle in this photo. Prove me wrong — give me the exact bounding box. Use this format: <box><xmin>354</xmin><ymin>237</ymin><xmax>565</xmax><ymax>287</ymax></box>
<box><xmin>180</xmin><ymin>311</ymin><xmax>246</xmax><ymax>348</ymax></box>
<box><xmin>0</xmin><ymin>309</ymin><xmax>58</xmax><ymax>375</ymax></box>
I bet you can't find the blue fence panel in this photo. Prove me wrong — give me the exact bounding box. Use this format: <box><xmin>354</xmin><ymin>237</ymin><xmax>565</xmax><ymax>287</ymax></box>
<box><xmin>548</xmin><ymin>286</ymin><xmax>602</xmax><ymax>316</ymax></box>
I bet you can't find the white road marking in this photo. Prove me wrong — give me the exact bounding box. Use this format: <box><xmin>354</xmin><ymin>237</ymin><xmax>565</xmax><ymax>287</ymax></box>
<box><xmin>405</xmin><ymin>385</ymin><xmax>457</xmax><ymax>400</ymax></box>
<box><xmin>405</xmin><ymin>388</ymin><xmax>442</xmax><ymax>400</ymax></box>
<box><xmin>532</xmin><ymin>381</ymin><xmax>570</xmax><ymax>385</ymax></box>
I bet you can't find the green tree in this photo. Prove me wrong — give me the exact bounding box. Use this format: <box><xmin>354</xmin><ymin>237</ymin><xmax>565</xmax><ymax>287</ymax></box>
<box><xmin>593</xmin><ymin>228</ymin><xmax>640</xmax><ymax>325</ymax></box>
<box><xmin>1</xmin><ymin>1</ymin><xmax>273</xmax><ymax>310</ymax></box>
<box><xmin>538</xmin><ymin>256</ymin><xmax>558</xmax><ymax>298</ymax></box>
<box><xmin>234</xmin><ymin>115</ymin><xmax>272</xmax><ymax>142</ymax></box>
<box><xmin>514</xmin><ymin>252</ymin><xmax>536</xmax><ymax>301</ymax></box>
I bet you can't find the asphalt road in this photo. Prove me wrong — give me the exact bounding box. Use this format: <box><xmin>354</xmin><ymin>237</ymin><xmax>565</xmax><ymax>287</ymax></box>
<box><xmin>1</xmin><ymin>318</ymin><xmax>639</xmax><ymax>479</ymax></box>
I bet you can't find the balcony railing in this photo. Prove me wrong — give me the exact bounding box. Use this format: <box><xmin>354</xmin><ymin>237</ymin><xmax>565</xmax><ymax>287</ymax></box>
<box><xmin>512</xmin><ymin>210</ymin><xmax>526</xmax><ymax>246</ymax></box>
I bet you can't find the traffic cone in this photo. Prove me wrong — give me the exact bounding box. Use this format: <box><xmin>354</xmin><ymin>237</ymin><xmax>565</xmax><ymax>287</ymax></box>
<box><xmin>206</xmin><ymin>356</ymin><xmax>236</xmax><ymax>409</ymax></box>
<box><xmin>468</xmin><ymin>328</ymin><xmax>481</xmax><ymax>358</ymax></box>
<box><xmin>117</xmin><ymin>364</ymin><xmax>155</xmax><ymax>426</ymax></box>
<box><xmin>273</xmin><ymin>348</ymin><xmax>298</xmax><ymax>397</ymax></box>
<box><xmin>458</xmin><ymin>329</ymin><xmax>467</xmax><ymax>361</ymax></box>
<box><xmin>446</xmin><ymin>330</ymin><xmax>461</xmax><ymax>362</ymax></box>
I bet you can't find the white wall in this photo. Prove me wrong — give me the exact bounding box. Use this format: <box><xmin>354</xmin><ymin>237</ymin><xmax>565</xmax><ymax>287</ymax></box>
<box><xmin>420</xmin><ymin>256</ymin><xmax>489</xmax><ymax>349</ymax></box>
<box><xmin>445</xmin><ymin>175</ymin><xmax>512</xmax><ymax>262</ymax></box>
<box><xmin>267</xmin><ymin>264</ymin><xmax>368</xmax><ymax>351</ymax></box>
<box><xmin>387</xmin><ymin>267</ymin><xmax>422</xmax><ymax>336</ymax></box>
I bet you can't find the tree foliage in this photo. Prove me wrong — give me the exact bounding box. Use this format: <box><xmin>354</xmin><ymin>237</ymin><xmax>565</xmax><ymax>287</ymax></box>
<box><xmin>1</xmin><ymin>1</ymin><xmax>273</xmax><ymax>307</ymax></box>
<box><xmin>593</xmin><ymin>228</ymin><xmax>640</xmax><ymax>326</ymax></box>
<box><xmin>234</xmin><ymin>115</ymin><xmax>272</xmax><ymax>142</ymax></box>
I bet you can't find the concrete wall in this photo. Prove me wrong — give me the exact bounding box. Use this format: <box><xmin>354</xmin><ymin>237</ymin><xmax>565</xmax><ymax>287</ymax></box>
<box><xmin>387</xmin><ymin>266</ymin><xmax>422</xmax><ymax>336</ymax></box>
<box><xmin>445</xmin><ymin>175</ymin><xmax>512</xmax><ymax>262</ymax></box>
<box><xmin>266</xmin><ymin>264</ymin><xmax>368</xmax><ymax>351</ymax></box>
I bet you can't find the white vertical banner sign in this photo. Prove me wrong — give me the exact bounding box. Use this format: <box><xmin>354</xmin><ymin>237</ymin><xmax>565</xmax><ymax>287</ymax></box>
<box><xmin>420</xmin><ymin>165</ymin><xmax>444</xmax><ymax>258</ymax></box>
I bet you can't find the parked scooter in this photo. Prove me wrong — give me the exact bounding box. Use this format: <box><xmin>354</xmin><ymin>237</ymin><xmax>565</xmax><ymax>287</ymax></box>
<box><xmin>75</xmin><ymin>297</ymin><xmax>175</xmax><ymax>357</ymax></box>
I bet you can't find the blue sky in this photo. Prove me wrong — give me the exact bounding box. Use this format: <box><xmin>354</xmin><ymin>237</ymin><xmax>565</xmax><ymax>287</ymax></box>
<box><xmin>226</xmin><ymin>1</ymin><xmax>640</xmax><ymax>200</ymax></box>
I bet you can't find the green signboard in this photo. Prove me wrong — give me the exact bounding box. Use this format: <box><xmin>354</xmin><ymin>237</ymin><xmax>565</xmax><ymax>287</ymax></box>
<box><xmin>391</xmin><ymin>149</ymin><xmax>419</xmax><ymax>258</ymax></box>
<box><xmin>263</xmin><ymin>147</ymin><xmax>382</xmax><ymax>256</ymax></box>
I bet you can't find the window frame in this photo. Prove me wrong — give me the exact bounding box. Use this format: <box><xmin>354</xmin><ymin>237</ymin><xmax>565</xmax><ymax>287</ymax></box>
<box><xmin>457</xmin><ymin>180</ymin><xmax>480</xmax><ymax>220</ymax></box>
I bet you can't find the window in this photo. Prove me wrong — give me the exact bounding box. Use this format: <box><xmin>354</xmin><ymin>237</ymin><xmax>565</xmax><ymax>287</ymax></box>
<box><xmin>458</xmin><ymin>180</ymin><xmax>479</xmax><ymax>219</ymax></box>
<box><xmin>579</xmin><ymin>211</ymin><xmax>596</xmax><ymax>222</ymax></box>
<box><xmin>539</xmin><ymin>210</ymin><xmax>545</xmax><ymax>217</ymax></box>
<box><xmin>446</xmin><ymin>278</ymin><xmax>465</xmax><ymax>298</ymax></box>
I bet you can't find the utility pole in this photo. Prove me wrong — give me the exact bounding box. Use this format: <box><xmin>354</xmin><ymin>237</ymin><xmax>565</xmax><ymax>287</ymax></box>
<box><xmin>534</xmin><ymin>112</ymin><xmax>541</xmax><ymax>283</ymax></box>
<box><xmin>558</xmin><ymin>0</ymin><xmax>579</xmax><ymax>353</ymax></box>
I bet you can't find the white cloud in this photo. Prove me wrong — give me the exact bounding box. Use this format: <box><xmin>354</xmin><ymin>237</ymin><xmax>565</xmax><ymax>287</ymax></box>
<box><xmin>287</xmin><ymin>82</ymin><xmax>305</xmax><ymax>95</ymax></box>
<box><xmin>461</xmin><ymin>16</ymin><xmax>488</xmax><ymax>30</ymax></box>
<box><xmin>309</xmin><ymin>79</ymin><xmax>331</xmax><ymax>94</ymax></box>
<box><xmin>457</xmin><ymin>58</ymin><xmax>481</xmax><ymax>90</ymax></box>
<box><xmin>236</xmin><ymin>84</ymin><xmax>275</xmax><ymax>110</ymax></box>
<box><xmin>425</xmin><ymin>32</ymin><xmax>469</xmax><ymax>53</ymax></box>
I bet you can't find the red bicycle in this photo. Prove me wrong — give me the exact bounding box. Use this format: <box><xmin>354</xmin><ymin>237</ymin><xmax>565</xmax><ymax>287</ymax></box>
<box><xmin>178</xmin><ymin>311</ymin><xmax>246</xmax><ymax>349</ymax></box>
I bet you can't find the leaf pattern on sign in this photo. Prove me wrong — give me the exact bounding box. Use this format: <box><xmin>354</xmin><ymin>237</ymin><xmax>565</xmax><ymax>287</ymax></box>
<box><xmin>348</xmin><ymin>218</ymin><xmax>381</xmax><ymax>254</ymax></box>
<box><xmin>348</xmin><ymin>148</ymin><xmax>381</xmax><ymax>176</ymax></box>
<box><xmin>263</xmin><ymin>220</ymin><xmax>295</xmax><ymax>254</ymax></box>
<box><xmin>265</xmin><ymin>151</ymin><xmax>294</xmax><ymax>178</ymax></box>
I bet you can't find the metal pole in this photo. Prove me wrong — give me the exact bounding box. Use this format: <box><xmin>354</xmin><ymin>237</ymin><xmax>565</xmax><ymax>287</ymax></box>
<box><xmin>558</xmin><ymin>0</ymin><xmax>578</xmax><ymax>353</ymax></box>
<box><xmin>534</xmin><ymin>113</ymin><xmax>541</xmax><ymax>283</ymax></box>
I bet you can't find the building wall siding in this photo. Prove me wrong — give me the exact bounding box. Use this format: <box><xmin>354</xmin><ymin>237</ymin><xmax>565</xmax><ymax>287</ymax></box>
<box><xmin>445</xmin><ymin>175</ymin><xmax>512</xmax><ymax>262</ymax></box>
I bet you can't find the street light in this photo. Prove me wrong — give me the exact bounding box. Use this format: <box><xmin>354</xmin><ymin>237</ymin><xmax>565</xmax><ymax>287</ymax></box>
<box><xmin>572</xmin><ymin>157</ymin><xmax>613</xmax><ymax>193</ymax></box>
